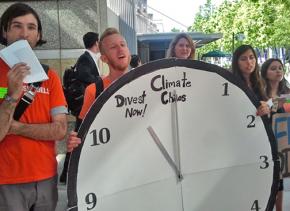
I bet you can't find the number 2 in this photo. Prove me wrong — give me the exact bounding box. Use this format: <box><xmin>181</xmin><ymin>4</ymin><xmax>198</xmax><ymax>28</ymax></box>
<box><xmin>247</xmin><ymin>115</ymin><xmax>255</xmax><ymax>128</ymax></box>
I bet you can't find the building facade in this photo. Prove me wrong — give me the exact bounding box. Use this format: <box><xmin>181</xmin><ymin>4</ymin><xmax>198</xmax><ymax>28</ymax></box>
<box><xmin>0</xmin><ymin>0</ymin><xmax>221</xmax><ymax>75</ymax></box>
<box><xmin>0</xmin><ymin>0</ymin><xmax>157</xmax><ymax>76</ymax></box>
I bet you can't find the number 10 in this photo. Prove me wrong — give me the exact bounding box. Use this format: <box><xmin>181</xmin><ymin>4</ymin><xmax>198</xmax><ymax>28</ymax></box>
<box><xmin>90</xmin><ymin>128</ymin><xmax>111</xmax><ymax>146</ymax></box>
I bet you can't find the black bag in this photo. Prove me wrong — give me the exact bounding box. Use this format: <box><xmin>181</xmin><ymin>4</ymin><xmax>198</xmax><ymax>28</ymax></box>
<box><xmin>63</xmin><ymin>66</ymin><xmax>104</xmax><ymax>116</ymax></box>
<box><xmin>63</xmin><ymin>65</ymin><xmax>84</xmax><ymax>116</ymax></box>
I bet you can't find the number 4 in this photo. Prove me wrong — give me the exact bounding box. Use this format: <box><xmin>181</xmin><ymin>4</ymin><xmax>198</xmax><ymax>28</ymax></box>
<box><xmin>251</xmin><ymin>200</ymin><xmax>261</xmax><ymax>211</ymax></box>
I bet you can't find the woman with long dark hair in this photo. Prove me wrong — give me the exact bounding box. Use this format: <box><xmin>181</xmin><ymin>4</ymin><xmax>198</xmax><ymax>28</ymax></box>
<box><xmin>232</xmin><ymin>44</ymin><xmax>270</xmax><ymax>116</ymax></box>
<box><xmin>261</xmin><ymin>58</ymin><xmax>290</xmax><ymax>211</ymax></box>
<box><xmin>261</xmin><ymin>58</ymin><xmax>290</xmax><ymax>110</ymax></box>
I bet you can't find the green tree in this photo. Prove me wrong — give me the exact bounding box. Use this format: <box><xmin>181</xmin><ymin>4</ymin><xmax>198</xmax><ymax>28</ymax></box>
<box><xmin>191</xmin><ymin>0</ymin><xmax>290</xmax><ymax>56</ymax></box>
<box><xmin>171</xmin><ymin>27</ymin><xmax>181</xmax><ymax>32</ymax></box>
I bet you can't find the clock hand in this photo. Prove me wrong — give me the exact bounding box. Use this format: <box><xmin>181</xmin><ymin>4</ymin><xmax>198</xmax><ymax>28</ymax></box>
<box><xmin>147</xmin><ymin>126</ymin><xmax>183</xmax><ymax>181</ymax></box>
<box><xmin>171</xmin><ymin>90</ymin><xmax>182</xmax><ymax>177</ymax></box>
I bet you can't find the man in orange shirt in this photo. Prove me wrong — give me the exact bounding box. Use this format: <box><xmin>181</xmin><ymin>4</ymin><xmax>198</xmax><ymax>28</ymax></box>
<box><xmin>0</xmin><ymin>3</ymin><xmax>67</xmax><ymax>211</ymax></box>
<box><xmin>67</xmin><ymin>27</ymin><xmax>131</xmax><ymax>152</ymax></box>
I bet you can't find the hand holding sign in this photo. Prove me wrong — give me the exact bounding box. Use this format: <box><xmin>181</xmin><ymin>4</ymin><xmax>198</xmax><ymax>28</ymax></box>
<box><xmin>0</xmin><ymin>40</ymin><xmax>48</xmax><ymax>83</ymax></box>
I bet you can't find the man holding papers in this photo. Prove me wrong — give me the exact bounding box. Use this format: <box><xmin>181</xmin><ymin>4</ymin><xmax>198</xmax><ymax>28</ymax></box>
<box><xmin>0</xmin><ymin>3</ymin><xmax>67</xmax><ymax>211</ymax></box>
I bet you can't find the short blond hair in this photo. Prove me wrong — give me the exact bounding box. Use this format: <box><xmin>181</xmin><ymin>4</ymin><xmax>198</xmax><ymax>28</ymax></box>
<box><xmin>99</xmin><ymin>27</ymin><xmax>121</xmax><ymax>55</ymax></box>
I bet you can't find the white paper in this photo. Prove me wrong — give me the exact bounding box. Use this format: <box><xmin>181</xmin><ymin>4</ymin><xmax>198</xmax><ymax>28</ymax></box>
<box><xmin>0</xmin><ymin>40</ymin><xmax>48</xmax><ymax>83</ymax></box>
<box><xmin>266</xmin><ymin>98</ymin><xmax>273</xmax><ymax>108</ymax></box>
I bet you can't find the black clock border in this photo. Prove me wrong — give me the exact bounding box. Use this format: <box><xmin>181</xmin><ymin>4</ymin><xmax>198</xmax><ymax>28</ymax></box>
<box><xmin>67</xmin><ymin>58</ymin><xmax>280</xmax><ymax>211</ymax></box>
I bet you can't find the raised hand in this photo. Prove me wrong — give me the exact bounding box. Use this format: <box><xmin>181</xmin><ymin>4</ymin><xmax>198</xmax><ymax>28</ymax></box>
<box><xmin>7</xmin><ymin>63</ymin><xmax>30</xmax><ymax>100</ymax></box>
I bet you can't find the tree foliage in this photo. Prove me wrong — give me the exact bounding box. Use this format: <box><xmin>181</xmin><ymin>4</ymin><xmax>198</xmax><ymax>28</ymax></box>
<box><xmin>190</xmin><ymin>0</ymin><xmax>290</xmax><ymax>56</ymax></box>
<box><xmin>171</xmin><ymin>27</ymin><xmax>181</xmax><ymax>32</ymax></box>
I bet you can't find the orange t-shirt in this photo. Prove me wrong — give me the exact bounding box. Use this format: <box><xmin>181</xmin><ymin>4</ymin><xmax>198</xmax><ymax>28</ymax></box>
<box><xmin>79</xmin><ymin>76</ymin><xmax>112</xmax><ymax>120</ymax></box>
<box><xmin>0</xmin><ymin>59</ymin><xmax>67</xmax><ymax>184</ymax></box>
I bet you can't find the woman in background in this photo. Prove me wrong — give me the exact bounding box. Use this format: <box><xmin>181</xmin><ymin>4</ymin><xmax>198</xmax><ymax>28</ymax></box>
<box><xmin>261</xmin><ymin>58</ymin><xmax>290</xmax><ymax>211</ymax></box>
<box><xmin>261</xmin><ymin>58</ymin><xmax>290</xmax><ymax>112</ymax></box>
<box><xmin>232</xmin><ymin>44</ymin><xmax>270</xmax><ymax>116</ymax></box>
<box><xmin>166</xmin><ymin>33</ymin><xmax>196</xmax><ymax>59</ymax></box>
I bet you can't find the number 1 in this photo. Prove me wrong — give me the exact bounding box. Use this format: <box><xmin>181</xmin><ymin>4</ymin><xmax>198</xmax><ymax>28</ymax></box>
<box><xmin>222</xmin><ymin>82</ymin><xmax>229</xmax><ymax>96</ymax></box>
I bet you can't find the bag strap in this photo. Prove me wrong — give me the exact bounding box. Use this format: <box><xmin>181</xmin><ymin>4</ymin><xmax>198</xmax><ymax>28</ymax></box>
<box><xmin>13</xmin><ymin>64</ymin><xmax>49</xmax><ymax>120</ymax></box>
<box><xmin>95</xmin><ymin>76</ymin><xmax>104</xmax><ymax>99</ymax></box>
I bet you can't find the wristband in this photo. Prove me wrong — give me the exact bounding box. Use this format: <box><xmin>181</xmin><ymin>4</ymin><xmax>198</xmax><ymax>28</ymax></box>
<box><xmin>4</xmin><ymin>94</ymin><xmax>18</xmax><ymax>104</ymax></box>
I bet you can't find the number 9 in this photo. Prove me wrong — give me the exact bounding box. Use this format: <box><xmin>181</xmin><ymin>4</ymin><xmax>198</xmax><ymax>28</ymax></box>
<box><xmin>85</xmin><ymin>192</ymin><xmax>97</xmax><ymax>210</ymax></box>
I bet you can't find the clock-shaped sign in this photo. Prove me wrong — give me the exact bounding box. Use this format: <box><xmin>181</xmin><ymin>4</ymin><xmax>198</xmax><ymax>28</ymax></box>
<box><xmin>67</xmin><ymin>59</ymin><xmax>280</xmax><ymax>211</ymax></box>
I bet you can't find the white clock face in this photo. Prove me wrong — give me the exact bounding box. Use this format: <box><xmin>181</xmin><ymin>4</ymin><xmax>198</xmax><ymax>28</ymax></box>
<box><xmin>68</xmin><ymin>59</ymin><xmax>279</xmax><ymax>211</ymax></box>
